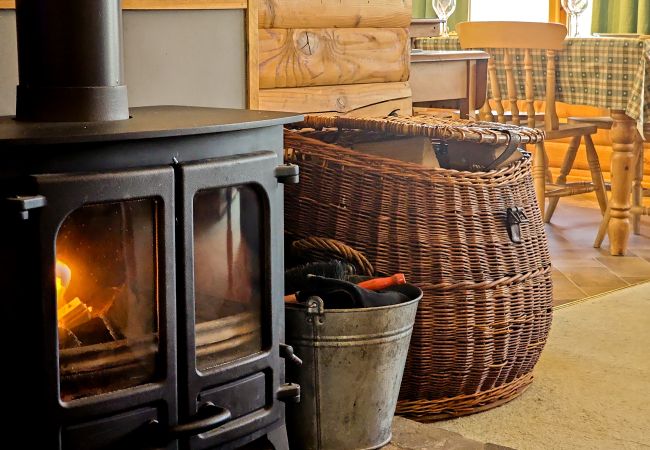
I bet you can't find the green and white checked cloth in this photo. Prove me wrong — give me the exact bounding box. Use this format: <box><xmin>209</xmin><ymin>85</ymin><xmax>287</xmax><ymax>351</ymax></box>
<box><xmin>414</xmin><ymin>36</ymin><xmax>650</xmax><ymax>133</ymax></box>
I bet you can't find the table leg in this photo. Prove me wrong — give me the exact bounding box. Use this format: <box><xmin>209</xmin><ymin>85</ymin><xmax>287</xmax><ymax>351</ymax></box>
<box><xmin>632</xmin><ymin>136</ymin><xmax>644</xmax><ymax>235</ymax></box>
<box><xmin>458</xmin><ymin>99</ymin><xmax>469</xmax><ymax>119</ymax></box>
<box><xmin>468</xmin><ymin>60</ymin><xmax>477</xmax><ymax>120</ymax></box>
<box><xmin>608</xmin><ymin>110</ymin><xmax>637</xmax><ymax>255</ymax></box>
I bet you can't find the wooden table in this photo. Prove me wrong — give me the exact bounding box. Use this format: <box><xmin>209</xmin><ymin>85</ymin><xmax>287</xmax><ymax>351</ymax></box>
<box><xmin>415</xmin><ymin>36</ymin><xmax>650</xmax><ymax>256</ymax></box>
<box><xmin>409</xmin><ymin>18</ymin><xmax>443</xmax><ymax>38</ymax></box>
<box><xmin>410</xmin><ymin>50</ymin><xmax>489</xmax><ymax>119</ymax></box>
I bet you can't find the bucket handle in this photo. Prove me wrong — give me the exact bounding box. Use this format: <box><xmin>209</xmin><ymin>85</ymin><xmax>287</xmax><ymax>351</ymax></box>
<box><xmin>306</xmin><ymin>296</ymin><xmax>326</xmax><ymax>325</ymax></box>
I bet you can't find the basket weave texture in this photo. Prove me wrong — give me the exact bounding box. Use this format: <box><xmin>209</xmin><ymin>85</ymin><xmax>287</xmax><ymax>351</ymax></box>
<box><xmin>283</xmin><ymin>115</ymin><xmax>553</xmax><ymax>421</ymax></box>
<box><xmin>293</xmin><ymin>114</ymin><xmax>545</xmax><ymax>145</ymax></box>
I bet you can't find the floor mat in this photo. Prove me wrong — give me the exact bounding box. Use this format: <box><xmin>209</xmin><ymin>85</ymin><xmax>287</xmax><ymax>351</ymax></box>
<box><xmin>429</xmin><ymin>281</ymin><xmax>650</xmax><ymax>449</ymax></box>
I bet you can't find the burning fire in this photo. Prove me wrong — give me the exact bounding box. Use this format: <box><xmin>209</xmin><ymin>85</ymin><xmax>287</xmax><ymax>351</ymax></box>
<box><xmin>56</xmin><ymin>260</ymin><xmax>93</xmax><ymax>330</ymax></box>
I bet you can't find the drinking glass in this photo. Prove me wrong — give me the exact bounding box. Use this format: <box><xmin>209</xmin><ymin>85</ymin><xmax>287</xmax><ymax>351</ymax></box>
<box><xmin>561</xmin><ymin>0</ymin><xmax>589</xmax><ymax>37</ymax></box>
<box><xmin>432</xmin><ymin>0</ymin><xmax>457</xmax><ymax>37</ymax></box>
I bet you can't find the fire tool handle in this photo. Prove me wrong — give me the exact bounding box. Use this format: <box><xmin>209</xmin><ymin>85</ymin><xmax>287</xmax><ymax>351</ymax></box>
<box><xmin>152</xmin><ymin>402</ymin><xmax>232</xmax><ymax>440</ymax></box>
<box><xmin>357</xmin><ymin>273</ymin><xmax>406</xmax><ymax>291</ymax></box>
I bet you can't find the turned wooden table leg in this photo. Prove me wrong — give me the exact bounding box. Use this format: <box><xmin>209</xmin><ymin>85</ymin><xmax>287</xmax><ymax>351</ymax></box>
<box><xmin>608</xmin><ymin>110</ymin><xmax>637</xmax><ymax>255</ymax></box>
<box><xmin>632</xmin><ymin>137</ymin><xmax>644</xmax><ymax>235</ymax></box>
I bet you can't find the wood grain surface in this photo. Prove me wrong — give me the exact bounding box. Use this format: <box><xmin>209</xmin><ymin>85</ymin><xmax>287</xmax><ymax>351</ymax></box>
<box><xmin>259</xmin><ymin>0</ymin><xmax>412</xmax><ymax>29</ymax></box>
<box><xmin>260</xmin><ymin>27</ymin><xmax>409</xmax><ymax>89</ymax></box>
<box><xmin>258</xmin><ymin>81</ymin><xmax>412</xmax><ymax>115</ymax></box>
<box><xmin>246</xmin><ymin>0</ymin><xmax>259</xmax><ymax>108</ymax></box>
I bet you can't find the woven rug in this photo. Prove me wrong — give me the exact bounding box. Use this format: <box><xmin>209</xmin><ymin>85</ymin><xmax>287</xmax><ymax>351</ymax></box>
<box><xmin>426</xmin><ymin>283</ymin><xmax>650</xmax><ymax>449</ymax></box>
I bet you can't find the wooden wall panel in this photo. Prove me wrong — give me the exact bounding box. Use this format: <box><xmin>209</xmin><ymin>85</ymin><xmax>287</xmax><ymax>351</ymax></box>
<box><xmin>259</xmin><ymin>81</ymin><xmax>412</xmax><ymax>116</ymax></box>
<box><xmin>259</xmin><ymin>0</ymin><xmax>412</xmax><ymax>29</ymax></box>
<box><xmin>246</xmin><ymin>0</ymin><xmax>259</xmax><ymax>108</ymax></box>
<box><xmin>260</xmin><ymin>28</ymin><xmax>409</xmax><ymax>89</ymax></box>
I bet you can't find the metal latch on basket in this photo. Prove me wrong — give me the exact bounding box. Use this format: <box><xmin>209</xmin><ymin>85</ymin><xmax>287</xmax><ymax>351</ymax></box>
<box><xmin>506</xmin><ymin>207</ymin><xmax>528</xmax><ymax>244</ymax></box>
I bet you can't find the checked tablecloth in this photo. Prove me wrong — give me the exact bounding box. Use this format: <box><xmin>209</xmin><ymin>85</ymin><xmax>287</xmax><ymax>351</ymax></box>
<box><xmin>414</xmin><ymin>36</ymin><xmax>650</xmax><ymax>133</ymax></box>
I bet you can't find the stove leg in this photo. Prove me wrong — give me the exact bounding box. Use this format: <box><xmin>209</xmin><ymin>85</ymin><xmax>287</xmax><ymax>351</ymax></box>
<box><xmin>267</xmin><ymin>424</ymin><xmax>289</xmax><ymax>450</ymax></box>
<box><xmin>237</xmin><ymin>426</ymin><xmax>289</xmax><ymax>450</ymax></box>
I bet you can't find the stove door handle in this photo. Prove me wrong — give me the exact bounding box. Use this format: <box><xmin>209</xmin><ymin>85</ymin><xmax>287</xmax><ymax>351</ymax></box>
<box><xmin>153</xmin><ymin>402</ymin><xmax>232</xmax><ymax>440</ymax></box>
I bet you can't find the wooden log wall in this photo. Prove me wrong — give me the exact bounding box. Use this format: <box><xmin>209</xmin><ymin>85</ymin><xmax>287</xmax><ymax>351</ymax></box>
<box><xmin>258</xmin><ymin>0</ymin><xmax>413</xmax><ymax>117</ymax></box>
<box><xmin>259</xmin><ymin>28</ymin><xmax>410</xmax><ymax>89</ymax></box>
<box><xmin>259</xmin><ymin>0</ymin><xmax>412</xmax><ymax>29</ymax></box>
<box><xmin>259</xmin><ymin>82</ymin><xmax>412</xmax><ymax>115</ymax></box>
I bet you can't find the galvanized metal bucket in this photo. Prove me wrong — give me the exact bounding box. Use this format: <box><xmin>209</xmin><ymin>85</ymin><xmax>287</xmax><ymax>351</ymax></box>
<box><xmin>284</xmin><ymin>283</ymin><xmax>422</xmax><ymax>450</ymax></box>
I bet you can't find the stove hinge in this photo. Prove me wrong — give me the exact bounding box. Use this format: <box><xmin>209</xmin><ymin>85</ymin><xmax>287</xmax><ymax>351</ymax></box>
<box><xmin>275</xmin><ymin>164</ymin><xmax>300</xmax><ymax>184</ymax></box>
<box><xmin>279</xmin><ymin>343</ymin><xmax>303</xmax><ymax>366</ymax></box>
<box><xmin>5</xmin><ymin>195</ymin><xmax>47</xmax><ymax>220</ymax></box>
<box><xmin>277</xmin><ymin>383</ymin><xmax>301</xmax><ymax>403</ymax></box>
<box><xmin>278</xmin><ymin>343</ymin><xmax>302</xmax><ymax>403</ymax></box>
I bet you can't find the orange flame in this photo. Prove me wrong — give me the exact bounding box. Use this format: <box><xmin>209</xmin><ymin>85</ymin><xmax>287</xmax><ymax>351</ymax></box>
<box><xmin>56</xmin><ymin>260</ymin><xmax>92</xmax><ymax>329</ymax></box>
<box><xmin>55</xmin><ymin>260</ymin><xmax>72</xmax><ymax>306</ymax></box>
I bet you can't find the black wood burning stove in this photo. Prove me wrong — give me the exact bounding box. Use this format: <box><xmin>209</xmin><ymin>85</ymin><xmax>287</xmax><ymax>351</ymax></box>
<box><xmin>0</xmin><ymin>1</ymin><xmax>301</xmax><ymax>449</ymax></box>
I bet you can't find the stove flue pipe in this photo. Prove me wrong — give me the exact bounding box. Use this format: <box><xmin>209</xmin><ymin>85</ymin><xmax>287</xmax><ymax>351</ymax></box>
<box><xmin>15</xmin><ymin>0</ymin><xmax>129</xmax><ymax>122</ymax></box>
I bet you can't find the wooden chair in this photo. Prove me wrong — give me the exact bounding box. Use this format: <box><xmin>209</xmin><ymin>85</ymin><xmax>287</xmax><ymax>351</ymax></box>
<box><xmin>456</xmin><ymin>21</ymin><xmax>608</xmax><ymax>222</ymax></box>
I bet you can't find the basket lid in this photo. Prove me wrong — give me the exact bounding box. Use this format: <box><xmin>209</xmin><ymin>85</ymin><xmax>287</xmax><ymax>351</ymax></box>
<box><xmin>293</xmin><ymin>114</ymin><xmax>545</xmax><ymax>146</ymax></box>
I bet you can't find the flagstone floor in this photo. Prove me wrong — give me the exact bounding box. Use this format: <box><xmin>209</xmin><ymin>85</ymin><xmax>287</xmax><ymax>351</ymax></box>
<box><xmin>545</xmin><ymin>193</ymin><xmax>650</xmax><ymax>306</ymax></box>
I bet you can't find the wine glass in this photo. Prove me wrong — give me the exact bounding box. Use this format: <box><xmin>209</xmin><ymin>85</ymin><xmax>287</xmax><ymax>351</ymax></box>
<box><xmin>432</xmin><ymin>0</ymin><xmax>457</xmax><ymax>37</ymax></box>
<box><xmin>561</xmin><ymin>0</ymin><xmax>589</xmax><ymax>38</ymax></box>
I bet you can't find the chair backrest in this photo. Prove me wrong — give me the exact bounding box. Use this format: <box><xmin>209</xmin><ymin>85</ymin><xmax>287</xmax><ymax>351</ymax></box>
<box><xmin>456</xmin><ymin>21</ymin><xmax>567</xmax><ymax>131</ymax></box>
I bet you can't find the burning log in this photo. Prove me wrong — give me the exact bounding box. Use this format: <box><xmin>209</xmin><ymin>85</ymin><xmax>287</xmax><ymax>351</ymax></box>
<box><xmin>56</xmin><ymin>258</ymin><xmax>137</xmax><ymax>348</ymax></box>
<box><xmin>56</xmin><ymin>266</ymin><xmax>117</xmax><ymax>349</ymax></box>
<box><xmin>60</xmin><ymin>317</ymin><xmax>115</xmax><ymax>348</ymax></box>
<box><xmin>58</xmin><ymin>297</ymin><xmax>92</xmax><ymax>329</ymax></box>
<box><xmin>57</xmin><ymin>289</ymin><xmax>132</xmax><ymax>349</ymax></box>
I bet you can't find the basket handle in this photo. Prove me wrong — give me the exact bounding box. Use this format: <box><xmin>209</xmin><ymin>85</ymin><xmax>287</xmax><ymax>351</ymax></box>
<box><xmin>291</xmin><ymin>237</ymin><xmax>375</xmax><ymax>276</ymax></box>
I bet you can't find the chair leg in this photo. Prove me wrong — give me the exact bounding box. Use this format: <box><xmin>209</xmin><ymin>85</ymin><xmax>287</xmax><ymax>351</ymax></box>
<box><xmin>594</xmin><ymin>206</ymin><xmax>611</xmax><ymax>248</ymax></box>
<box><xmin>542</xmin><ymin>144</ymin><xmax>553</xmax><ymax>183</ymax></box>
<box><xmin>584</xmin><ymin>134</ymin><xmax>608</xmax><ymax>215</ymax></box>
<box><xmin>479</xmin><ymin>101</ymin><xmax>493</xmax><ymax>122</ymax></box>
<box><xmin>633</xmin><ymin>140</ymin><xmax>644</xmax><ymax>235</ymax></box>
<box><xmin>534</xmin><ymin>142</ymin><xmax>547</xmax><ymax>219</ymax></box>
<box><xmin>544</xmin><ymin>135</ymin><xmax>581</xmax><ymax>223</ymax></box>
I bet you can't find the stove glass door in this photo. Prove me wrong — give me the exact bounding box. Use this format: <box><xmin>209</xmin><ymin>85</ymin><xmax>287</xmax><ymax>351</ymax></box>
<box><xmin>56</xmin><ymin>198</ymin><xmax>160</xmax><ymax>401</ymax></box>
<box><xmin>193</xmin><ymin>185</ymin><xmax>264</xmax><ymax>372</ymax></box>
<box><xmin>179</xmin><ymin>150</ymin><xmax>283</xmax><ymax>448</ymax></box>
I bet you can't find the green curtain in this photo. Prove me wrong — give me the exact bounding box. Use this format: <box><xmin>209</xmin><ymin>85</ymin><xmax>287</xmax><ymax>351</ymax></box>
<box><xmin>412</xmin><ymin>0</ymin><xmax>470</xmax><ymax>32</ymax></box>
<box><xmin>591</xmin><ymin>0</ymin><xmax>650</xmax><ymax>35</ymax></box>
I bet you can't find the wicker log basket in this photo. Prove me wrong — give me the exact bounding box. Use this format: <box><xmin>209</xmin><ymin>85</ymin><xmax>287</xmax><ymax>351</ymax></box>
<box><xmin>283</xmin><ymin>114</ymin><xmax>553</xmax><ymax>422</ymax></box>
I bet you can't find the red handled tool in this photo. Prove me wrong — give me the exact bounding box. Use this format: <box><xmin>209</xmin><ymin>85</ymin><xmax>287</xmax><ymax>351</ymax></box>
<box><xmin>284</xmin><ymin>273</ymin><xmax>406</xmax><ymax>303</ymax></box>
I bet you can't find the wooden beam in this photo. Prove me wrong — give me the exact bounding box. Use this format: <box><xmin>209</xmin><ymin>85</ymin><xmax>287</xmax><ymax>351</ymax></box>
<box><xmin>258</xmin><ymin>82</ymin><xmax>413</xmax><ymax>116</ymax></box>
<box><xmin>246</xmin><ymin>0</ymin><xmax>259</xmax><ymax>108</ymax></box>
<box><xmin>0</xmin><ymin>0</ymin><xmax>247</xmax><ymax>10</ymax></box>
<box><xmin>260</xmin><ymin>28</ymin><xmax>410</xmax><ymax>89</ymax></box>
<box><xmin>259</xmin><ymin>0</ymin><xmax>412</xmax><ymax>29</ymax></box>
